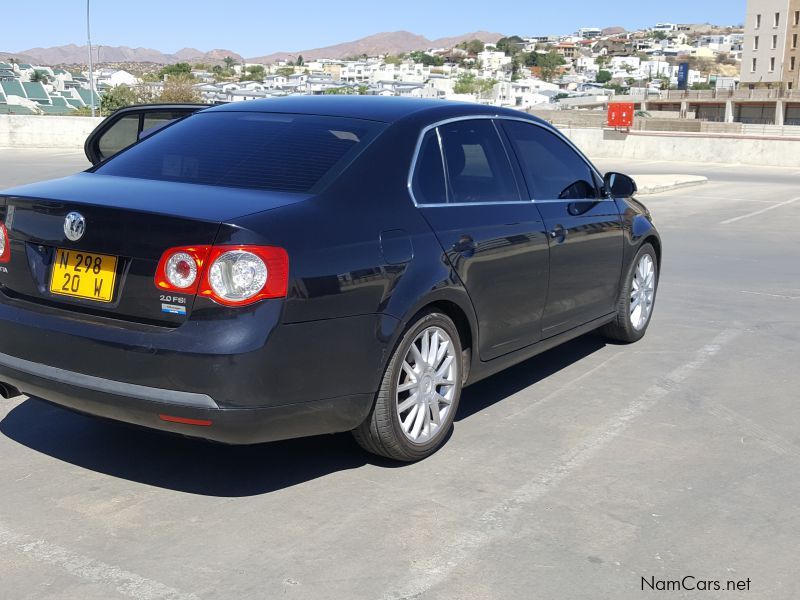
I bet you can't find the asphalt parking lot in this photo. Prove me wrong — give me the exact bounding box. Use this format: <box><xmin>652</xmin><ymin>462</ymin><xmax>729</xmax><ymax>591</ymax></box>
<box><xmin>1</xmin><ymin>148</ymin><xmax>799</xmax><ymax>600</ymax></box>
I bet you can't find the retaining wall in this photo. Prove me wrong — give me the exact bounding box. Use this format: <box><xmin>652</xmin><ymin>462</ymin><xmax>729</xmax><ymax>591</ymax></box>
<box><xmin>562</xmin><ymin>127</ymin><xmax>800</xmax><ymax>168</ymax></box>
<box><xmin>0</xmin><ymin>115</ymin><xmax>103</xmax><ymax>149</ymax></box>
<box><xmin>2</xmin><ymin>115</ymin><xmax>799</xmax><ymax>168</ymax></box>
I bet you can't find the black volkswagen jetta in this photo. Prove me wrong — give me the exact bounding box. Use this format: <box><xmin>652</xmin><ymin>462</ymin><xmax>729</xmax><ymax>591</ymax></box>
<box><xmin>0</xmin><ymin>96</ymin><xmax>660</xmax><ymax>462</ymax></box>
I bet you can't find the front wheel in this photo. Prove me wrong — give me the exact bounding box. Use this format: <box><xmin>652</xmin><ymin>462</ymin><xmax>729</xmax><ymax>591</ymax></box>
<box><xmin>353</xmin><ymin>311</ymin><xmax>463</xmax><ymax>462</ymax></box>
<box><xmin>600</xmin><ymin>243</ymin><xmax>658</xmax><ymax>343</ymax></box>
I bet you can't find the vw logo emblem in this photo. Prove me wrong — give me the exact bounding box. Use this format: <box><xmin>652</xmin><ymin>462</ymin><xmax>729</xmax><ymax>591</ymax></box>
<box><xmin>64</xmin><ymin>212</ymin><xmax>86</xmax><ymax>242</ymax></box>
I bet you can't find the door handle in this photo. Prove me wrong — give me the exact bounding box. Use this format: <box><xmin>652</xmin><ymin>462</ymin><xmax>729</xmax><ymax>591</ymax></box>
<box><xmin>452</xmin><ymin>235</ymin><xmax>477</xmax><ymax>257</ymax></box>
<box><xmin>549</xmin><ymin>225</ymin><xmax>567</xmax><ymax>242</ymax></box>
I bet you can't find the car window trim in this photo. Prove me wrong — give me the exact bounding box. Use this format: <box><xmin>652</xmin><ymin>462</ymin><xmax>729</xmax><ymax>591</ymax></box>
<box><xmin>407</xmin><ymin>115</ymin><xmax>611</xmax><ymax>207</ymax></box>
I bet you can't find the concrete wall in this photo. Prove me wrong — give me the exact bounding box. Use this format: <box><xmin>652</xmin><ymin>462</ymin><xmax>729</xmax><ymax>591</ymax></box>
<box><xmin>1</xmin><ymin>114</ymin><xmax>799</xmax><ymax>169</ymax></box>
<box><xmin>563</xmin><ymin>127</ymin><xmax>800</xmax><ymax>168</ymax></box>
<box><xmin>0</xmin><ymin>115</ymin><xmax>103</xmax><ymax>149</ymax></box>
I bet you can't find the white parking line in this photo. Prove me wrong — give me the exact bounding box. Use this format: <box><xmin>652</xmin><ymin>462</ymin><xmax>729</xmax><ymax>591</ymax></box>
<box><xmin>383</xmin><ymin>328</ymin><xmax>742</xmax><ymax>600</ymax></box>
<box><xmin>0</xmin><ymin>521</ymin><xmax>199</xmax><ymax>600</ymax></box>
<box><xmin>740</xmin><ymin>290</ymin><xmax>800</xmax><ymax>300</ymax></box>
<box><xmin>720</xmin><ymin>196</ymin><xmax>800</xmax><ymax>225</ymax></box>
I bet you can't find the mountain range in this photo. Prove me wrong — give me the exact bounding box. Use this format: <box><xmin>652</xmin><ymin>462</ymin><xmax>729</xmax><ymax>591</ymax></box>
<box><xmin>2</xmin><ymin>30</ymin><xmax>505</xmax><ymax>66</ymax></box>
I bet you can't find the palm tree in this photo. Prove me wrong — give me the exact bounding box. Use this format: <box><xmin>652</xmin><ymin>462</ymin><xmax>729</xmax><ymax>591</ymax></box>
<box><xmin>223</xmin><ymin>56</ymin><xmax>235</xmax><ymax>70</ymax></box>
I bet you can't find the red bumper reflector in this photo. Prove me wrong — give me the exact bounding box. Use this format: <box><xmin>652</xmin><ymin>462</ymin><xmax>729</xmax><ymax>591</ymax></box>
<box><xmin>158</xmin><ymin>414</ymin><xmax>213</xmax><ymax>427</ymax></box>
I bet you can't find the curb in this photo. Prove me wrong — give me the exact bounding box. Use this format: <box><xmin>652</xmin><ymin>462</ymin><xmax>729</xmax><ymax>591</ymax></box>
<box><xmin>635</xmin><ymin>176</ymin><xmax>708</xmax><ymax>196</ymax></box>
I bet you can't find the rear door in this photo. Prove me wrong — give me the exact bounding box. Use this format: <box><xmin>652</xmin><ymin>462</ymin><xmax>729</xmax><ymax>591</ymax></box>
<box><xmin>412</xmin><ymin>118</ymin><xmax>550</xmax><ymax>361</ymax></box>
<box><xmin>500</xmin><ymin>120</ymin><xmax>623</xmax><ymax>338</ymax></box>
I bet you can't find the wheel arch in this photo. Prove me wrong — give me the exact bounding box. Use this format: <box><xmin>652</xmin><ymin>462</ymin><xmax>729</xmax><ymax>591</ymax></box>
<box><xmin>387</xmin><ymin>289</ymin><xmax>478</xmax><ymax>385</ymax></box>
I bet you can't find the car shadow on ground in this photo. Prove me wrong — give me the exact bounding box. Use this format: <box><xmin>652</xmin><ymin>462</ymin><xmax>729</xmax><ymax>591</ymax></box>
<box><xmin>0</xmin><ymin>335</ymin><xmax>606</xmax><ymax>497</ymax></box>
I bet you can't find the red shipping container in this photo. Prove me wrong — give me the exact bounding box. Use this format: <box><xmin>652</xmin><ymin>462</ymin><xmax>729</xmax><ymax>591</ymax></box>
<box><xmin>608</xmin><ymin>102</ymin><xmax>634</xmax><ymax>128</ymax></box>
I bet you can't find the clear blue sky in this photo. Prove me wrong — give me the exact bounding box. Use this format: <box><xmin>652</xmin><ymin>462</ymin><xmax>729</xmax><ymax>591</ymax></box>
<box><xmin>9</xmin><ymin>0</ymin><xmax>745</xmax><ymax>57</ymax></box>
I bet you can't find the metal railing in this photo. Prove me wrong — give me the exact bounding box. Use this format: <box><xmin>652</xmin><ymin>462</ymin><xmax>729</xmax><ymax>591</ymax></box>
<box><xmin>654</xmin><ymin>89</ymin><xmax>800</xmax><ymax>101</ymax></box>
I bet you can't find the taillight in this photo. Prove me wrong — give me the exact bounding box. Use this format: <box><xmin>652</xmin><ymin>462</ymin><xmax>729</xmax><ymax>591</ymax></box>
<box><xmin>0</xmin><ymin>223</ymin><xmax>9</xmax><ymax>263</ymax></box>
<box><xmin>199</xmin><ymin>246</ymin><xmax>289</xmax><ymax>306</ymax></box>
<box><xmin>154</xmin><ymin>245</ymin><xmax>288</xmax><ymax>307</ymax></box>
<box><xmin>155</xmin><ymin>246</ymin><xmax>211</xmax><ymax>293</ymax></box>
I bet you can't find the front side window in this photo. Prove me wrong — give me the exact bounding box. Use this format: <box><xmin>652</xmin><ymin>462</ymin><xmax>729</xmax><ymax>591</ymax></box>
<box><xmin>501</xmin><ymin>120</ymin><xmax>599</xmax><ymax>201</ymax></box>
<box><xmin>436</xmin><ymin>119</ymin><xmax>520</xmax><ymax>204</ymax></box>
<box><xmin>95</xmin><ymin>112</ymin><xmax>384</xmax><ymax>193</ymax></box>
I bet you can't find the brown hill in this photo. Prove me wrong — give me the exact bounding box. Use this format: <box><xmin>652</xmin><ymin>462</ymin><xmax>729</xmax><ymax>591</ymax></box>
<box><xmin>8</xmin><ymin>45</ymin><xmax>242</xmax><ymax>66</ymax></box>
<box><xmin>6</xmin><ymin>31</ymin><xmax>505</xmax><ymax>66</ymax></box>
<box><xmin>247</xmin><ymin>30</ymin><xmax>505</xmax><ymax>63</ymax></box>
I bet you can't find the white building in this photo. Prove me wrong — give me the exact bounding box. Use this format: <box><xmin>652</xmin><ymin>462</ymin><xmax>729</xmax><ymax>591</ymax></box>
<box><xmin>477</xmin><ymin>50</ymin><xmax>512</xmax><ymax>71</ymax></box>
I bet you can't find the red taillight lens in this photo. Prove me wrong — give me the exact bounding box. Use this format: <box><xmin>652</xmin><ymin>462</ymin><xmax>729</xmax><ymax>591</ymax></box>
<box><xmin>155</xmin><ymin>246</ymin><xmax>211</xmax><ymax>293</ymax></box>
<box><xmin>0</xmin><ymin>223</ymin><xmax>10</xmax><ymax>263</ymax></box>
<box><xmin>154</xmin><ymin>244</ymin><xmax>288</xmax><ymax>307</ymax></box>
<box><xmin>198</xmin><ymin>246</ymin><xmax>289</xmax><ymax>307</ymax></box>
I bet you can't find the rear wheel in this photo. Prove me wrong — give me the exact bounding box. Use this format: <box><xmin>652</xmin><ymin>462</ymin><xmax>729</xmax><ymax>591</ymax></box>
<box><xmin>600</xmin><ymin>243</ymin><xmax>658</xmax><ymax>343</ymax></box>
<box><xmin>353</xmin><ymin>311</ymin><xmax>462</xmax><ymax>462</ymax></box>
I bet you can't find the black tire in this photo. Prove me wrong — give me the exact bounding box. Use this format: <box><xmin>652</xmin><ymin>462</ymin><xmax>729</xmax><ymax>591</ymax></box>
<box><xmin>353</xmin><ymin>310</ymin><xmax>463</xmax><ymax>462</ymax></box>
<box><xmin>600</xmin><ymin>243</ymin><xmax>658</xmax><ymax>343</ymax></box>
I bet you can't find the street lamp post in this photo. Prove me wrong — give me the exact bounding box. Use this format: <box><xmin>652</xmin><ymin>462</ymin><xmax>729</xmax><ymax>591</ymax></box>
<box><xmin>86</xmin><ymin>0</ymin><xmax>95</xmax><ymax>117</ymax></box>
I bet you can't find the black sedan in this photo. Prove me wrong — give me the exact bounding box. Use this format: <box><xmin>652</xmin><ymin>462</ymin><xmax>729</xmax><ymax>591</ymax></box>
<box><xmin>0</xmin><ymin>97</ymin><xmax>660</xmax><ymax>462</ymax></box>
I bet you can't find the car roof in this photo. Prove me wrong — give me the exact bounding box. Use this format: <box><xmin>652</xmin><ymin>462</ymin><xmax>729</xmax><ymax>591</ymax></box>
<box><xmin>202</xmin><ymin>95</ymin><xmax>544</xmax><ymax>125</ymax></box>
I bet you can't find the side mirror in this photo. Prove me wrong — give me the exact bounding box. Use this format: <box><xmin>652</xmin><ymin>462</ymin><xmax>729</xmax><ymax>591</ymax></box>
<box><xmin>603</xmin><ymin>172</ymin><xmax>637</xmax><ymax>198</ymax></box>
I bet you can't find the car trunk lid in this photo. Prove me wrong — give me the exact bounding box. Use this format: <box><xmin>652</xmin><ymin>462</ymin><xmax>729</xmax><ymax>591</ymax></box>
<box><xmin>0</xmin><ymin>173</ymin><xmax>307</xmax><ymax>325</ymax></box>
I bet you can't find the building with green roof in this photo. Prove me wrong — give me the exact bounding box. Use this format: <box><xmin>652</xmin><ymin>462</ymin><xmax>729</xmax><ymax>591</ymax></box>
<box><xmin>0</xmin><ymin>80</ymin><xmax>25</xmax><ymax>98</ymax></box>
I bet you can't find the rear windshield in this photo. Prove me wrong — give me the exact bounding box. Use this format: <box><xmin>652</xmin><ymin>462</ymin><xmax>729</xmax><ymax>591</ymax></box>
<box><xmin>94</xmin><ymin>111</ymin><xmax>384</xmax><ymax>193</ymax></box>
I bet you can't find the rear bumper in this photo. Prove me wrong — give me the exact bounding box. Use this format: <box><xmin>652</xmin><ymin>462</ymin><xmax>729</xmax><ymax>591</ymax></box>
<box><xmin>0</xmin><ymin>350</ymin><xmax>373</xmax><ymax>444</ymax></box>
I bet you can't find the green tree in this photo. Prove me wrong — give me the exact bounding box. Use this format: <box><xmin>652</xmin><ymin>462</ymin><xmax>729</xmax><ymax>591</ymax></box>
<box><xmin>30</xmin><ymin>71</ymin><xmax>49</xmax><ymax>84</ymax></box>
<box><xmin>453</xmin><ymin>73</ymin><xmax>496</xmax><ymax>96</ymax></box>
<box><xmin>297</xmin><ymin>55</ymin><xmax>304</xmax><ymax>66</ymax></box>
<box><xmin>538</xmin><ymin>51</ymin><xmax>566</xmax><ymax>82</ymax></box>
<box><xmin>520</xmin><ymin>52</ymin><xmax>538</xmax><ymax>67</ymax></box>
<box><xmin>384</xmin><ymin>55</ymin><xmax>403</xmax><ymax>65</ymax></box>
<box><xmin>223</xmin><ymin>56</ymin><xmax>236</xmax><ymax>70</ymax></box>
<box><xmin>100</xmin><ymin>84</ymin><xmax>140</xmax><ymax>112</ymax></box>
<box><xmin>245</xmin><ymin>65</ymin><xmax>266</xmax><ymax>80</ymax></box>
<box><xmin>158</xmin><ymin>62</ymin><xmax>192</xmax><ymax>80</ymax></box>
<box><xmin>456</xmin><ymin>39</ymin><xmax>485</xmax><ymax>54</ymax></box>
<box><xmin>276</xmin><ymin>66</ymin><xmax>295</xmax><ymax>77</ymax></box>
<box><xmin>157</xmin><ymin>75</ymin><xmax>200</xmax><ymax>103</ymax></box>
<box><xmin>596</xmin><ymin>70</ymin><xmax>612</xmax><ymax>84</ymax></box>
<box><xmin>496</xmin><ymin>35</ymin><xmax>525</xmax><ymax>57</ymax></box>
<box><xmin>408</xmin><ymin>51</ymin><xmax>444</xmax><ymax>67</ymax></box>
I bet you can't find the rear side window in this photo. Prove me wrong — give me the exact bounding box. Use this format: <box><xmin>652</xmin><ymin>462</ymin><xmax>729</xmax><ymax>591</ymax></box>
<box><xmin>437</xmin><ymin>120</ymin><xmax>520</xmax><ymax>204</ymax></box>
<box><xmin>501</xmin><ymin>120</ymin><xmax>599</xmax><ymax>201</ymax></box>
<box><xmin>411</xmin><ymin>130</ymin><xmax>447</xmax><ymax>205</ymax></box>
<box><xmin>95</xmin><ymin>112</ymin><xmax>384</xmax><ymax>193</ymax></box>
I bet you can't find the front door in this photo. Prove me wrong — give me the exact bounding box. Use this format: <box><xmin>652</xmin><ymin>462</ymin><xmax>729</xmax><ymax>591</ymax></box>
<box><xmin>500</xmin><ymin>120</ymin><xmax>623</xmax><ymax>338</ymax></box>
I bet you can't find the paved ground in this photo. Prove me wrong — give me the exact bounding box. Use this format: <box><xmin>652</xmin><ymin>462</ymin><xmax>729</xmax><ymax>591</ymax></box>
<box><xmin>1</xmin><ymin>149</ymin><xmax>799</xmax><ymax>600</ymax></box>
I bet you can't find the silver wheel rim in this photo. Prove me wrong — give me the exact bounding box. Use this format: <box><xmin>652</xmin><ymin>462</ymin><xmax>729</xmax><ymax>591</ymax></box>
<box><xmin>630</xmin><ymin>254</ymin><xmax>656</xmax><ymax>331</ymax></box>
<box><xmin>396</xmin><ymin>326</ymin><xmax>458</xmax><ymax>444</ymax></box>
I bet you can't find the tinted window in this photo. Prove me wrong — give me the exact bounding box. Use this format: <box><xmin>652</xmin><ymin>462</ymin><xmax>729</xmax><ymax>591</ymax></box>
<box><xmin>438</xmin><ymin>120</ymin><xmax>520</xmax><ymax>204</ymax></box>
<box><xmin>97</xmin><ymin>114</ymin><xmax>139</xmax><ymax>161</ymax></box>
<box><xmin>502</xmin><ymin>121</ymin><xmax>599</xmax><ymax>201</ymax></box>
<box><xmin>96</xmin><ymin>112</ymin><xmax>384</xmax><ymax>193</ymax></box>
<box><xmin>411</xmin><ymin>130</ymin><xmax>447</xmax><ymax>204</ymax></box>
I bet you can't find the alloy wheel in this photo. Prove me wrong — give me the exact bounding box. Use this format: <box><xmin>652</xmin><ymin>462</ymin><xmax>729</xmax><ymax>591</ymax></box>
<box><xmin>630</xmin><ymin>254</ymin><xmax>656</xmax><ymax>331</ymax></box>
<box><xmin>396</xmin><ymin>326</ymin><xmax>458</xmax><ymax>444</ymax></box>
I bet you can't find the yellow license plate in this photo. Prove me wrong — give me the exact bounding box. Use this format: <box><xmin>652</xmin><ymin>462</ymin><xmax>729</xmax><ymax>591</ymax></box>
<box><xmin>50</xmin><ymin>248</ymin><xmax>118</xmax><ymax>303</ymax></box>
